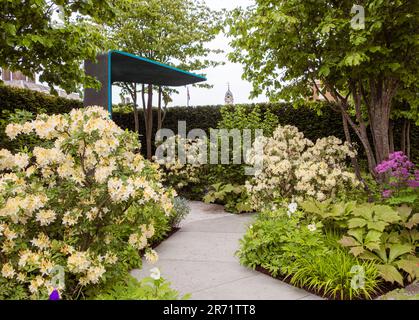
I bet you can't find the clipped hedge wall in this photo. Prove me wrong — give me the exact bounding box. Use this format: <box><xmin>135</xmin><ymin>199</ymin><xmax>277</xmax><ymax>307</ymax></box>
<box><xmin>112</xmin><ymin>103</ymin><xmax>418</xmax><ymax>163</ymax></box>
<box><xmin>0</xmin><ymin>84</ymin><xmax>82</xmax><ymax>114</ymax></box>
<box><xmin>0</xmin><ymin>84</ymin><xmax>417</xmax><ymax>162</ymax></box>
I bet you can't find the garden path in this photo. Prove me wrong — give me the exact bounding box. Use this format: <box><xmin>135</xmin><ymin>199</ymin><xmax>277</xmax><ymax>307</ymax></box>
<box><xmin>131</xmin><ymin>201</ymin><xmax>321</xmax><ymax>300</ymax></box>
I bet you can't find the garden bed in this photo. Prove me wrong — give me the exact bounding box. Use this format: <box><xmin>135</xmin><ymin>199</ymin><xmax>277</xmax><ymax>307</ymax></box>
<box><xmin>254</xmin><ymin>266</ymin><xmax>409</xmax><ymax>300</ymax></box>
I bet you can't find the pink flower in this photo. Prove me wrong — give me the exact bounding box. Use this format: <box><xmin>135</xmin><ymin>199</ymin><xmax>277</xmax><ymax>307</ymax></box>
<box><xmin>382</xmin><ymin>189</ymin><xmax>393</xmax><ymax>198</ymax></box>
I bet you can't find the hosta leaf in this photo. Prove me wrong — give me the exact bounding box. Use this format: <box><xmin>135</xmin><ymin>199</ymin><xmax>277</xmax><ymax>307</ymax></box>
<box><xmin>396</xmin><ymin>258</ymin><xmax>419</xmax><ymax>279</ymax></box>
<box><xmin>339</xmin><ymin>236</ymin><xmax>359</xmax><ymax>247</ymax></box>
<box><xmin>348</xmin><ymin>217</ymin><xmax>367</xmax><ymax>228</ymax></box>
<box><xmin>377</xmin><ymin>264</ymin><xmax>404</xmax><ymax>285</ymax></box>
<box><xmin>350</xmin><ymin>246</ymin><xmax>365</xmax><ymax>257</ymax></box>
<box><xmin>374</xmin><ymin>205</ymin><xmax>400</xmax><ymax>223</ymax></box>
<box><xmin>388</xmin><ymin>243</ymin><xmax>413</xmax><ymax>263</ymax></box>
<box><xmin>348</xmin><ymin>228</ymin><xmax>364</xmax><ymax>243</ymax></box>
<box><xmin>367</xmin><ymin>220</ymin><xmax>387</xmax><ymax>232</ymax></box>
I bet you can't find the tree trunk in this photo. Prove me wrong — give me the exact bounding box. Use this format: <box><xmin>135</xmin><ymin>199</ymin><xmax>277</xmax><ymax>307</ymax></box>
<box><xmin>350</xmin><ymin>83</ymin><xmax>378</xmax><ymax>177</ymax></box>
<box><xmin>131</xmin><ymin>83</ymin><xmax>139</xmax><ymax>134</ymax></box>
<box><xmin>368</xmin><ymin>78</ymin><xmax>398</xmax><ymax>165</ymax></box>
<box><xmin>342</xmin><ymin>112</ymin><xmax>362</xmax><ymax>181</ymax></box>
<box><xmin>406</xmin><ymin>120</ymin><xmax>411</xmax><ymax>159</ymax></box>
<box><xmin>389</xmin><ymin>120</ymin><xmax>394</xmax><ymax>153</ymax></box>
<box><xmin>146</xmin><ymin>84</ymin><xmax>153</xmax><ymax>160</ymax></box>
<box><xmin>401</xmin><ymin>119</ymin><xmax>406</xmax><ymax>154</ymax></box>
<box><xmin>157</xmin><ymin>86</ymin><xmax>162</xmax><ymax>131</ymax></box>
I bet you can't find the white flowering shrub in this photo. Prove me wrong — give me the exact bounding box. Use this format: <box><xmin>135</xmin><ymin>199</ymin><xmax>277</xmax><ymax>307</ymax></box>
<box><xmin>155</xmin><ymin>135</ymin><xmax>207</xmax><ymax>191</ymax></box>
<box><xmin>245</xmin><ymin>125</ymin><xmax>360</xmax><ymax>210</ymax></box>
<box><xmin>0</xmin><ymin>106</ymin><xmax>175</xmax><ymax>299</ymax></box>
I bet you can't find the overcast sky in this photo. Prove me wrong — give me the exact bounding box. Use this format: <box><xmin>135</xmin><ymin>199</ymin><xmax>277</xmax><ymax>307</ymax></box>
<box><xmin>113</xmin><ymin>0</ymin><xmax>268</xmax><ymax>107</ymax></box>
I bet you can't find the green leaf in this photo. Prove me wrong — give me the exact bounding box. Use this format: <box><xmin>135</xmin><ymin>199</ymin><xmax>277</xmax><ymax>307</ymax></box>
<box><xmin>376</xmin><ymin>264</ymin><xmax>404</xmax><ymax>285</ymax></box>
<box><xmin>349</xmin><ymin>246</ymin><xmax>365</xmax><ymax>257</ymax></box>
<box><xmin>367</xmin><ymin>220</ymin><xmax>387</xmax><ymax>232</ymax></box>
<box><xmin>348</xmin><ymin>217</ymin><xmax>367</xmax><ymax>229</ymax></box>
<box><xmin>319</xmin><ymin>66</ymin><xmax>330</xmax><ymax>77</ymax></box>
<box><xmin>353</xmin><ymin>203</ymin><xmax>373</xmax><ymax>219</ymax></box>
<box><xmin>395</xmin><ymin>258</ymin><xmax>419</xmax><ymax>279</ymax></box>
<box><xmin>338</xmin><ymin>236</ymin><xmax>359</xmax><ymax>247</ymax></box>
<box><xmin>388</xmin><ymin>243</ymin><xmax>413</xmax><ymax>263</ymax></box>
<box><xmin>374</xmin><ymin>205</ymin><xmax>400</xmax><ymax>223</ymax></box>
<box><xmin>364</xmin><ymin>230</ymin><xmax>382</xmax><ymax>244</ymax></box>
<box><xmin>396</xmin><ymin>205</ymin><xmax>412</xmax><ymax>222</ymax></box>
<box><xmin>405</xmin><ymin>213</ymin><xmax>419</xmax><ymax>229</ymax></box>
<box><xmin>348</xmin><ymin>228</ymin><xmax>364</xmax><ymax>243</ymax></box>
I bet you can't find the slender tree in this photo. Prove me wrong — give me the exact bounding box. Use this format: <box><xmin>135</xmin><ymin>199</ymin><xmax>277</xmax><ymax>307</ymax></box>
<box><xmin>109</xmin><ymin>0</ymin><xmax>223</xmax><ymax>159</ymax></box>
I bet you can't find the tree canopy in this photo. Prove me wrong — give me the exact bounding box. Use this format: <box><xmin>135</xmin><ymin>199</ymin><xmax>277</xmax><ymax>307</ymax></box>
<box><xmin>0</xmin><ymin>0</ymin><xmax>128</xmax><ymax>93</ymax></box>
<box><xmin>228</xmin><ymin>0</ymin><xmax>419</xmax><ymax>177</ymax></box>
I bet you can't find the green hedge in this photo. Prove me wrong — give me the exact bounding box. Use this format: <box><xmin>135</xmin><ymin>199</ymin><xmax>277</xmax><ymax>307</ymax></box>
<box><xmin>0</xmin><ymin>84</ymin><xmax>417</xmax><ymax>162</ymax></box>
<box><xmin>0</xmin><ymin>84</ymin><xmax>82</xmax><ymax>114</ymax></box>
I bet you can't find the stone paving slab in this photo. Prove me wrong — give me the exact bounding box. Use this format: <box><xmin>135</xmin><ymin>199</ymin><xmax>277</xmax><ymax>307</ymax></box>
<box><xmin>191</xmin><ymin>273</ymin><xmax>312</xmax><ymax>300</ymax></box>
<box><xmin>131</xmin><ymin>201</ymin><xmax>321</xmax><ymax>300</ymax></box>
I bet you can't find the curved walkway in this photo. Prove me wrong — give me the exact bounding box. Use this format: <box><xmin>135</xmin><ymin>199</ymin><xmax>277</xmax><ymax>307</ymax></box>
<box><xmin>131</xmin><ymin>201</ymin><xmax>321</xmax><ymax>300</ymax></box>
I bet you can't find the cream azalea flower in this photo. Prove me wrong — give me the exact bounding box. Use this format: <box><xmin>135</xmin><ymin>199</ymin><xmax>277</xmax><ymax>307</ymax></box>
<box><xmin>67</xmin><ymin>252</ymin><xmax>91</xmax><ymax>273</ymax></box>
<box><xmin>5</xmin><ymin>123</ymin><xmax>21</xmax><ymax>140</ymax></box>
<box><xmin>85</xmin><ymin>265</ymin><xmax>106</xmax><ymax>284</ymax></box>
<box><xmin>30</xmin><ymin>233</ymin><xmax>51</xmax><ymax>250</ymax></box>
<box><xmin>128</xmin><ymin>233</ymin><xmax>148</xmax><ymax>250</ymax></box>
<box><xmin>1</xmin><ymin>262</ymin><xmax>15</xmax><ymax>279</ymax></box>
<box><xmin>145</xmin><ymin>249</ymin><xmax>159</xmax><ymax>264</ymax></box>
<box><xmin>13</xmin><ymin>153</ymin><xmax>29</xmax><ymax>169</ymax></box>
<box><xmin>0</xmin><ymin>106</ymin><xmax>176</xmax><ymax>297</ymax></box>
<box><xmin>36</xmin><ymin>209</ymin><xmax>56</xmax><ymax>226</ymax></box>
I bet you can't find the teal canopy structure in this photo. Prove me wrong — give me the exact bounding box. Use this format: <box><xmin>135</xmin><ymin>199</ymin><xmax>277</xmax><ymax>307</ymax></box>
<box><xmin>84</xmin><ymin>50</ymin><xmax>206</xmax><ymax>115</ymax></box>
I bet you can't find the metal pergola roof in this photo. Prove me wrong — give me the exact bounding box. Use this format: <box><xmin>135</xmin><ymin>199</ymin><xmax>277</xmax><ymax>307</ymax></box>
<box><xmin>84</xmin><ymin>50</ymin><xmax>206</xmax><ymax>115</ymax></box>
<box><xmin>110</xmin><ymin>50</ymin><xmax>206</xmax><ymax>86</ymax></box>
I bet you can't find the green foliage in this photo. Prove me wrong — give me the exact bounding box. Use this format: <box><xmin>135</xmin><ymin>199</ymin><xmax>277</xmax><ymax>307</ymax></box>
<box><xmin>90</xmin><ymin>274</ymin><xmax>189</xmax><ymax>300</ymax></box>
<box><xmin>203</xmin><ymin>183</ymin><xmax>252</xmax><ymax>213</ymax></box>
<box><xmin>2</xmin><ymin>84</ymin><xmax>417</xmax><ymax>162</ymax></box>
<box><xmin>218</xmin><ymin>104</ymin><xmax>279</xmax><ymax>136</ymax></box>
<box><xmin>125</xmin><ymin>203</ymin><xmax>170</xmax><ymax>247</ymax></box>
<box><xmin>237</xmin><ymin>209</ymin><xmax>325</xmax><ymax>277</ymax></box>
<box><xmin>237</xmin><ymin>209</ymin><xmax>381</xmax><ymax>299</ymax></box>
<box><xmin>227</xmin><ymin>0</ymin><xmax>419</xmax><ymax>176</ymax></box>
<box><xmin>170</xmin><ymin>197</ymin><xmax>190</xmax><ymax>228</ymax></box>
<box><xmin>0</xmin><ymin>1</ymin><xmax>126</xmax><ymax>92</ymax></box>
<box><xmin>302</xmin><ymin>199</ymin><xmax>418</xmax><ymax>285</ymax></box>
<box><xmin>290</xmin><ymin>246</ymin><xmax>381</xmax><ymax>300</ymax></box>
<box><xmin>109</xmin><ymin>0</ymin><xmax>223</xmax><ymax>76</ymax></box>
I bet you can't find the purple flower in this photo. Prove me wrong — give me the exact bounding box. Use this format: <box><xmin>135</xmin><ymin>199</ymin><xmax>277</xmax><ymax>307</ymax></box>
<box><xmin>407</xmin><ymin>180</ymin><xmax>419</xmax><ymax>188</ymax></box>
<box><xmin>49</xmin><ymin>289</ymin><xmax>60</xmax><ymax>300</ymax></box>
<box><xmin>382</xmin><ymin>189</ymin><xmax>393</xmax><ymax>198</ymax></box>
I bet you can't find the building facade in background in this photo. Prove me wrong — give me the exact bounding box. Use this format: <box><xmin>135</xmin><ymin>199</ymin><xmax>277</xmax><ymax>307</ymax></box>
<box><xmin>0</xmin><ymin>68</ymin><xmax>81</xmax><ymax>101</ymax></box>
<box><xmin>224</xmin><ymin>83</ymin><xmax>234</xmax><ymax>105</ymax></box>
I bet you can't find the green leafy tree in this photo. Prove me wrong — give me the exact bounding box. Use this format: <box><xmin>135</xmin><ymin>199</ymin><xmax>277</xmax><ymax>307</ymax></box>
<box><xmin>109</xmin><ymin>0</ymin><xmax>223</xmax><ymax>159</ymax></box>
<box><xmin>228</xmin><ymin>0</ymin><xmax>418</xmax><ymax>179</ymax></box>
<box><xmin>0</xmin><ymin>0</ymin><xmax>126</xmax><ymax>93</ymax></box>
